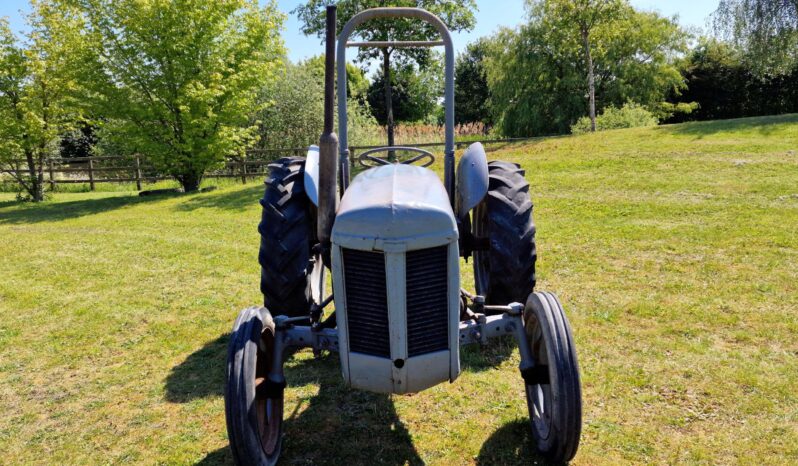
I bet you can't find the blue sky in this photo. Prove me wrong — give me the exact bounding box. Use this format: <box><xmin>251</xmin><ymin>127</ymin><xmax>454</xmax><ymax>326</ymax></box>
<box><xmin>1</xmin><ymin>0</ymin><xmax>719</xmax><ymax>61</ymax></box>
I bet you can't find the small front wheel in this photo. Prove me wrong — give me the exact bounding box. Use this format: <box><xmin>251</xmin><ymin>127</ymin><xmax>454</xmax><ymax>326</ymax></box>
<box><xmin>225</xmin><ymin>307</ymin><xmax>284</xmax><ymax>466</ymax></box>
<box><xmin>522</xmin><ymin>292</ymin><xmax>582</xmax><ymax>463</ymax></box>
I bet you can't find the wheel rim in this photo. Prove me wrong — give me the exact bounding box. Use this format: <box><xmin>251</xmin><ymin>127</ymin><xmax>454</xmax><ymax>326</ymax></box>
<box><xmin>525</xmin><ymin>314</ymin><xmax>553</xmax><ymax>441</ymax></box>
<box><xmin>309</xmin><ymin>252</ymin><xmax>325</xmax><ymax>305</ymax></box>
<box><xmin>472</xmin><ymin>203</ymin><xmax>489</xmax><ymax>296</ymax></box>
<box><xmin>254</xmin><ymin>327</ymin><xmax>282</xmax><ymax>456</ymax></box>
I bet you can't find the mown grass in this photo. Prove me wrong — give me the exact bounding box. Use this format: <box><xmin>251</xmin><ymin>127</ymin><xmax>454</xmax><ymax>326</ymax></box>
<box><xmin>1</xmin><ymin>114</ymin><xmax>797</xmax><ymax>465</ymax></box>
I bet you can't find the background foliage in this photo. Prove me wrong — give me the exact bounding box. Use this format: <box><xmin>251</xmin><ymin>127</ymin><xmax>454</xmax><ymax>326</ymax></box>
<box><xmin>73</xmin><ymin>0</ymin><xmax>285</xmax><ymax>192</ymax></box>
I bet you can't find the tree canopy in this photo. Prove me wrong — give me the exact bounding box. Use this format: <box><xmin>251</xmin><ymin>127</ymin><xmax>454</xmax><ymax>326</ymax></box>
<box><xmin>71</xmin><ymin>0</ymin><xmax>285</xmax><ymax>192</ymax></box>
<box><xmin>665</xmin><ymin>38</ymin><xmax>798</xmax><ymax>123</ymax></box>
<box><xmin>487</xmin><ymin>0</ymin><xmax>688</xmax><ymax>137</ymax></box>
<box><xmin>454</xmin><ymin>39</ymin><xmax>493</xmax><ymax>125</ymax></box>
<box><xmin>293</xmin><ymin>0</ymin><xmax>476</xmax><ymax>149</ymax></box>
<box><xmin>713</xmin><ymin>0</ymin><xmax>798</xmax><ymax>76</ymax></box>
<box><xmin>367</xmin><ymin>59</ymin><xmax>442</xmax><ymax>125</ymax></box>
<box><xmin>0</xmin><ymin>2</ymin><xmax>88</xmax><ymax>201</ymax></box>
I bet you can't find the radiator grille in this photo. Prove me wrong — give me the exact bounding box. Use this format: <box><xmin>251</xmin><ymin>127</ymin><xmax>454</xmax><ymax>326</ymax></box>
<box><xmin>406</xmin><ymin>246</ymin><xmax>450</xmax><ymax>357</ymax></box>
<box><xmin>342</xmin><ymin>248</ymin><xmax>390</xmax><ymax>357</ymax></box>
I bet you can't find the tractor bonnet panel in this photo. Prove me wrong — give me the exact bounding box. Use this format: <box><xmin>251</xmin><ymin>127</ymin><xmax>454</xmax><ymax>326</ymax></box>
<box><xmin>332</xmin><ymin>164</ymin><xmax>458</xmax><ymax>250</ymax></box>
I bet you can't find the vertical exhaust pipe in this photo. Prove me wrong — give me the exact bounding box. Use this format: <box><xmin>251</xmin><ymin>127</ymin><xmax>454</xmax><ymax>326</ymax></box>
<box><xmin>317</xmin><ymin>5</ymin><xmax>339</xmax><ymax>246</ymax></box>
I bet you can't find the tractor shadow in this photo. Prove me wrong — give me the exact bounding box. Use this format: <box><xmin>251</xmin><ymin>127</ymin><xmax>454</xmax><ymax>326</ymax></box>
<box><xmin>476</xmin><ymin>419</ymin><xmax>559</xmax><ymax>466</ymax></box>
<box><xmin>460</xmin><ymin>334</ymin><xmax>516</xmax><ymax>372</ymax></box>
<box><xmin>168</xmin><ymin>336</ymin><xmax>422</xmax><ymax>465</ymax></box>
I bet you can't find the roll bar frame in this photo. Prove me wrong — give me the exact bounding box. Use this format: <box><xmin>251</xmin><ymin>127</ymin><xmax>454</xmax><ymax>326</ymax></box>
<box><xmin>336</xmin><ymin>7</ymin><xmax>456</xmax><ymax>203</ymax></box>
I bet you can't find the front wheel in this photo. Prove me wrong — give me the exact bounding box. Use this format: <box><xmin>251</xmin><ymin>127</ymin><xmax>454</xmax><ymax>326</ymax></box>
<box><xmin>522</xmin><ymin>292</ymin><xmax>582</xmax><ymax>463</ymax></box>
<box><xmin>225</xmin><ymin>306</ymin><xmax>284</xmax><ymax>466</ymax></box>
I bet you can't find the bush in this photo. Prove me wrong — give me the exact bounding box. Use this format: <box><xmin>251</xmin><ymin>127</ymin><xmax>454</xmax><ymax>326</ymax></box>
<box><xmin>571</xmin><ymin>103</ymin><xmax>659</xmax><ymax>135</ymax></box>
<box><xmin>256</xmin><ymin>60</ymin><xmax>377</xmax><ymax>152</ymax></box>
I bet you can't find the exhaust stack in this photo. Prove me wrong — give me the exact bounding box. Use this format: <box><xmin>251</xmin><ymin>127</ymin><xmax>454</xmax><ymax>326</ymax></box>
<box><xmin>317</xmin><ymin>5</ymin><xmax>339</xmax><ymax>245</ymax></box>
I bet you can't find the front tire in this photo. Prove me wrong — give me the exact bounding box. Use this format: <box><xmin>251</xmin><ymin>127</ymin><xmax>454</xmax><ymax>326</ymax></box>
<box><xmin>472</xmin><ymin>160</ymin><xmax>537</xmax><ymax>305</ymax></box>
<box><xmin>523</xmin><ymin>292</ymin><xmax>582</xmax><ymax>462</ymax></box>
<box><xmin>225</xmin><ymin>307</ymin><xmax>284</xmax><ymax>466</ymax></box>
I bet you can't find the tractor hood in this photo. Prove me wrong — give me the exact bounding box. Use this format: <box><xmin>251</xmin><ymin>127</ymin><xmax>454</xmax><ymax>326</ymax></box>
<box><xmin>332</xmin><ymin>164</ymin><xmax>458</xmax><ymax>251</ymax></box>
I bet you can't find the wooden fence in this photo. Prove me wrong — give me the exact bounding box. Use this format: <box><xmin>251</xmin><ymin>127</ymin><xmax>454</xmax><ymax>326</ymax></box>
<box><xmin>2</xmin><ymin>137</ymin><xmax>540</xmax><ymax>191</ymax></box>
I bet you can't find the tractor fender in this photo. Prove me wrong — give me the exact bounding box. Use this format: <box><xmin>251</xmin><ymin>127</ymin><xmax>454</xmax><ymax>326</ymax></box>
<box><xmin>455</xmin><ymin>142</ymin><xmax>489</xmax><ymax>219</ymax></box>
<box><xmin>303</xmin><ymin>145</ymin><xmax>320</xmax><ymax>206</ymax></box>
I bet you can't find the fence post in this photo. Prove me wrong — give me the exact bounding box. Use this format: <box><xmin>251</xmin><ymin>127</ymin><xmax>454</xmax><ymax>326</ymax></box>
<box><xmin>134</xmin><ymin>155</ymin><xmax>142</xmax><ymax>191</ymax></box>
<box><xmin>48</xmin><ymin>159</ymin><xmax>55</xmax><ymax>191</ymax></box>
<box><xmin>240</xmin><ymin>159</ymin><xmax>247</xmax><ymax>184</ymax></box>
<box><xmin>88</xmin><ymin>158</ymin><xmax>95</xmax><ymax>191</ymax></box>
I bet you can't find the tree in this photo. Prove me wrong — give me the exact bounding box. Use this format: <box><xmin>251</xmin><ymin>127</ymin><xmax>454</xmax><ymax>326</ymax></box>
<box><xmin>366</xmin><ymin>60</ymin><xmax>441</xmax><ymax>125</ymax></box>
<box><xmin>254</xmin><ymin>58</ymin><xmax>376</xmax><ymax>150</ymax></box>
<box><xmin>0</xmin><ymin>2</ymin><xmax>86</xmax><ymax>201</ymax></box>
<box><xmin>72</xmin><ymin>0</ymin><xmax>285</xmax><ymax>192</ymax></box>
<box><xmin>528</xmin><ymin>0</ymin><xmax>625</xmax><ymax>132</ymax></box>
<box><xmin>713</xmin><ymin>0</ymin><xmax>798</xmax><ymax>76</ymax></box>
<box><xmin>293</xmin><ymin>0</ymin><xmax>476</xmax><ymax>149</ymax></box>
<box><xmin>665</xmin><ymin>38</ymin><xmax>798</xmax><ymax>123</ymax></box>
<box><xmin>486</xmin><ymin>1</ymin><xmax>687</xmax><ymax>137</ymax></box>
<box><xmin>454</xmin><ymin>38</ymin><xmax>493</xmax><ymax>125</ymax></box>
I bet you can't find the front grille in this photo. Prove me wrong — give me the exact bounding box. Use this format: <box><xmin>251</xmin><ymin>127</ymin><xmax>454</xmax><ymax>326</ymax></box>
<box><xmin>406</xmin><ymin>246</ymin><xmax>450</xmax><ymax>357</ymax></box>
<box><xmin>342</xmin><ymin>248</ymin><xmax>390</xmax><ymax>357</ymax></box>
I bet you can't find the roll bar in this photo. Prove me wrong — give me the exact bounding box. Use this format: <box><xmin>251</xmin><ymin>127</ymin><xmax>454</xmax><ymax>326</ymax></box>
<box><xmin>336</xmin><ymin>7</ymin><xmax>456</xmax><ymax>202</ymax></box>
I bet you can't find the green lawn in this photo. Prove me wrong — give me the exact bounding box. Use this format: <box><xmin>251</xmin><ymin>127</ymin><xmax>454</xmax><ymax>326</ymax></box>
<box><xmin>1</xmin><ymin>115</ymin><xmax>797</xmax><ymax>465</ymax></box>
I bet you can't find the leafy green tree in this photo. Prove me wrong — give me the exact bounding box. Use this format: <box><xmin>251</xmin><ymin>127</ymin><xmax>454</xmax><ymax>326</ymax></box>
<box><xmin>0</xmin><ymin>3</ymin><xmax>87</xmax><ymax>201</ymax></box>
<box><xmin>293</xmin><ymin>0</ymin><xmax>476</xmax><ymax>148</ymax></box>
<box><xmin>713</xmin><ymin>0</ymin><xmax>798</xmax><ymax>75</ymax></box>
<box><xmin>72</xmin><ymin>0</ymin><xmax>285</xmax><ymax>192</ymax></box>
<box><xmin>530</xmin><ymin>0</ymin><xmax>625</xmax><ymax>132</ymax></box>
<box><xmin>301</xmin><ymin>55</ymin><xmax>370</xmax><ymax>104</ymax></box>
<box><xmin>454</xmin><ymin>38</ymin><xmax>493</xmax><ymax>125</ymax></box>
<box><xmin>486</xmin><ymin>1</ymin><xmax>687</xmax><ymax>137</ymax></box>
<box><xmin>366</xmin><ymin>60</ymin><xmax>442</xmax><ymax>125</ymax></box>
<box><xmin>254</xmin><ymin>58</ymin><xmax>376</xmax><ymax>150</ymax></box>
<box><xmin>665</xmin><ymin>38</ymin><xmax>798</xmax><ymax>123</ymax></box>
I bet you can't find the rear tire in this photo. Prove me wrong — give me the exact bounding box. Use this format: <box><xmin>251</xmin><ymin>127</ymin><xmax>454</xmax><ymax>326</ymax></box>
<box><xmin>258</xmin><ymin>157</ymin><xmax>316</xmax><ymax>317</ymax></box>
<box><xmin>523</xmin><ymin>292</ymin><xmax>582</xmax><ymax>462</ymax></box>
<box><xmin>225</xmin><ymin>307</ymin><xmax>284</xmax><ymax>466</ymax></box>
<box><xmin>473</xmin><ymin>160</ymin><xmax>537</xmax><ymax>305</ymax></box>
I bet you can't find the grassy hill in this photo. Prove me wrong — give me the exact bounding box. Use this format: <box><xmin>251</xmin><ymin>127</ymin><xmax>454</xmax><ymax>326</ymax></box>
<box><xmin>1</xmin><ymin>114</ymin><xmax>797</xmax><ymax>464</ymax></box>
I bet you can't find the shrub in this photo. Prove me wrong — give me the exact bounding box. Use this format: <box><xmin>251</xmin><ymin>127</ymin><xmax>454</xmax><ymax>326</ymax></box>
<box><xmin>571</xmin><ymin>103</ymin><xmax>659</xmax><ymax>134</ymax></box>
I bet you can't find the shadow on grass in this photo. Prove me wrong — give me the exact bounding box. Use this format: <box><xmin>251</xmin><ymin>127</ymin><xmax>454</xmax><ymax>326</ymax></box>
<box><xmin>460</xmin><ymin>334</ymin><xmax>516</xmax><ymax>371</ymax></box>
<box><xmin>476</xmin><ymin>419</ymin><xmax>557</xmax><ymax>466</ymax></box>
<box><xmin>175</xmin><ymin>331</ymin><xmax>523</xmax><ymax>465</ymax></box>
<box><xmin>174</xmin><ymin>185</ymin><xmax>262</xmax><ymax>212</ymax></box>
<box><xmin>0</xmin><ymin>193</ymin><xmax>174</xmax><ymax>224</ymax></box>
<box><xmin>657</xmin><ymin>113</ymin><xmax>798</xmax><ymax>139</ymax></box>
<box><xmin>173</xmin><ymin>336</ymin><xmax>422</xmax><ymax>465</ymax></box>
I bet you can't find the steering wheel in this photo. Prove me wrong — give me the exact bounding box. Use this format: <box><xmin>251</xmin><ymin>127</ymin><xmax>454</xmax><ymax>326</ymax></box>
<box><xmin>357</xmin><ymin>146</ymin><xmax>436</xmax><ymax>168</ymax></box>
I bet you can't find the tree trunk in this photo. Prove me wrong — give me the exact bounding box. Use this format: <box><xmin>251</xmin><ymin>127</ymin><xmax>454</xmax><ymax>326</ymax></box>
<box><xmin>582</xmin><ymin>28</ymin><xmax>597</xmax><ymax>132</ymax></box>
<box><xmin>382</xmin><ymin>49</ymin><xmax>395</xmax><ymax>161</ymax></box>
<box><xmin>178</xmin><ymin>168</ymin><xmax>203</xmax><ymax>192</ymax></box>
<box><xmin>24</xmin><ymin>150</ymin><xmax>44</xmax><ymax>202</ymax></box>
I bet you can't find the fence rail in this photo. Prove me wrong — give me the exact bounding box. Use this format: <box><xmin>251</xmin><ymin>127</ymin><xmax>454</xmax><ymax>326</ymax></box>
<box><xmin>1</xmin><ymin>137</ymin><xmax>542</xmax><ymax>191</ymax></box>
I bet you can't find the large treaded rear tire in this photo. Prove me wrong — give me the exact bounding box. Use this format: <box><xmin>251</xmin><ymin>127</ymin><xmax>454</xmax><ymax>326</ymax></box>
<box><xmin>258</xmin><ymin>157</ymin><xmax>315</xmax><ymax>317</ymax></box>
<box><xmin>473</xmin><ymin>160</ymin><xmax>537</xmax><ymax>305</ymax></box>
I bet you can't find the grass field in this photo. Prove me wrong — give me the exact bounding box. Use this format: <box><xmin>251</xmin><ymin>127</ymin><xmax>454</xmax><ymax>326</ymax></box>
<box><xmin>1</xmin><ymin>115</ymin><xmax>797</xmax><ymax>465</ymax></box>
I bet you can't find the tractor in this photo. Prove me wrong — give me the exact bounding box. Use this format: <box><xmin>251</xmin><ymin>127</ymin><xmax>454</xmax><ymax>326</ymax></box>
<box><xmin>225</xmin><ymin>6</ymin><xmax>582</xmax><ymax>465</ymax></box>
